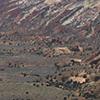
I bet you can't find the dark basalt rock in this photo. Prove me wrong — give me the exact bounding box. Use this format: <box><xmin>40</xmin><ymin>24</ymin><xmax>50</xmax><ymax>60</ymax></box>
<box><xmin>64</xmin><ymin>80</ymin><xmax>81</xmax><ymax>90</ymax></box>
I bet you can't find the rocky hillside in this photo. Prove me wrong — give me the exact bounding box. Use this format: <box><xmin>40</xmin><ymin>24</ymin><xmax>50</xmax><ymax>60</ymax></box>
<box><xmin>0</xmin><ymin>0</ymin><xmax>100</xmax><ymax>100</ymax></box>
<box><xmin>0</xmin><ymin>0</ymin><xmax>100</xmax><ymax>35</ymax></box>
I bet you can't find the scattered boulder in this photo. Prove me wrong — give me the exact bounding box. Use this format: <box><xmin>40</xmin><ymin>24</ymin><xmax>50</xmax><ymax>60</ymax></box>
<box><xmin>52</xmin><ymin>47</ymin><xmax>71</xmax><ymax>56</ymax></box>
<box><xmin>71</xmin><ymin>58</ymin><xmax>82</xmax><ymax>64</ymax></box>
<box><xmin>69</xmin><ymin>71</ymin><xmax>89</xmax><ymax>84</ymax></box>
<box><xmin>44</xmin><ymin>0</ymin><xmax>61</xmax><ymax>5</ymax></box>
<box><xmin>42</xmin><ymin>47</ymin><xmax>71</xmax><ymax>57</ymax></box>
<box><xmin>70</xmin><ymin>76</ymin><xmax>87</xmax><ymax>84</ymax></box>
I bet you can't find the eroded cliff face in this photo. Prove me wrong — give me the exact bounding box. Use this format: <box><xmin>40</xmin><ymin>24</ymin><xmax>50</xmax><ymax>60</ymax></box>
<box><xmin>0</xmin><ymin>0</ymin><xmax>100</xmax><ymax>35</ymax></box>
